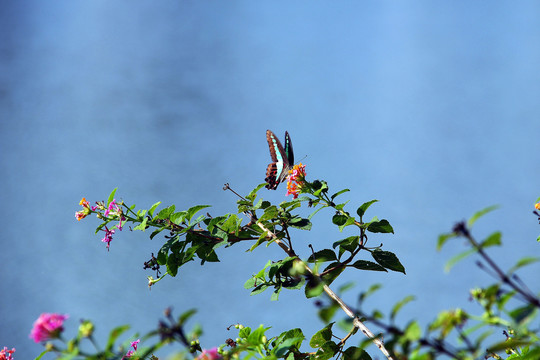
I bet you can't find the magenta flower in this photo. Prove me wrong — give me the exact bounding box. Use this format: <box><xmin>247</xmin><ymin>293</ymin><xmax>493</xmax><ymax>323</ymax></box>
<box><xmin>121</xmin><ymin>339</ymin><xmax>140</xmax><ymax>359</ymax></box>
<box><xmin>0</xmin><ymin>347</ymin><xmax>15</xmax><ymax>360</ymax></box>
<box><xmin>29</xmin><ymin>313</ymin><xmax>68</xmax><ymax>343</ymax></box>
<box><xmin>130</xmin><ymin>339</ymin><xmax>140</xmax><ymax>351</ymax></box>
<box><xmin>196</xmin><ymin>347</ymin><xmax>222</xmax><ymax>360</ymax></box>
<box><xmin>101</xmin><ymin>226</ymin><xmax>115</xmax><ymax>250</ymax></box>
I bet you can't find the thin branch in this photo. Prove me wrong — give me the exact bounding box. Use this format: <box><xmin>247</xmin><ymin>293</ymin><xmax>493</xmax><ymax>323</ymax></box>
<box><xmin>255</xmin><ymin>221</ymin><xmax>395</xmax><ymax>360</ymax></box>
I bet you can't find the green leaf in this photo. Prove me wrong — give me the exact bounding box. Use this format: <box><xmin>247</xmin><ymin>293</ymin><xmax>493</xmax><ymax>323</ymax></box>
<box><xmin>289</xmin><ymin>217</ymin><xmax>312</xmax><ymax>230</ymax></box>
<box><xmin>186</xmin><ymin>205</ymin><xmax>210</xmax><ymax>222</ymax></box>
<box><xmin>331</xmin><ymin>189</ymin><xmax>350</xmax><ymax>200</ymax></box>
<box><xmin>335</xmin><ymin>201</ymin><xmax>350</xmax><ymax>211</ymax></box>
<box><xmin>170</xmin><ymin>211</ymin><xmax>188</xmax><ymax>225</ymax></box>
<box><xmin>333</xmin><ymin>236</ymin><xmax>359</xmax><ymax>254</ymax></box>
<box><xmin>308</xmin><ymin>205</ymin><xmax>329</xmax><ymax>220</ymax></box>
<box><xmin>371</xmin><ymin>249</ymin><xmax>405</xmax><ymax>274</ymax></box>
<box><xmin>150</xmin><ymin>227</ymin><xmax>166</xmax><ymax>240</ymax></box>
<box><xmin>508</xmin><ymin>256</ymin><xmax>540</xmax><ymax>274</ymax></box>
<box><xmin>321</xmin><ymin>262</ymin><xmax>345</xmax><ymax>285</ymax></box>
<box><xmin>275</xmin><ymin>328</ymin><xmax>304</xmax><ymax>356</ymax></box>
<box><xmin>307</xmin><ymin>249</ymin><xmax>338</xmax><ymax>263</ymax></box>
<box><xmin>148</xmin><ymin>201</ymin><xmax>161</xmax><ymax>217</ymax></box>
<box><xmin>357</xmin><ymin>200</ymin><xmax>378</xmax><ymax>218</ymax></box>
<box><xmin>313</xmin><ymin>180</ymin><xmax>329</xmax><ymax>196</ymax></box>
<box><xmin>314</xmin><ymin>341</ymin><xmax>339</xmax><ymax>360</ymax></box>
<box><xmin>487</xmin><ymin>339</ymin><xmax>534</xmax><ymax>353</ymax></box>
<box><xmin>318</xmin><ymin>304</ymin><xmax>338</xmax><ymax>323</ymax></box>
<box><xmin>107</xmin><ymin>188</ymin><xmax>118</xmax><ymax>207</ymax></box>
<box><xmin>468</xmin><ymin>205</ymin><xmax>499</xmax><ymax>227</ymax></box>
<box><xmin>133</xmin><ymin>216</ymin><xmax>148</xmax><ymax>231</ymax></box>
<box><xmin>249</xmin><ymin>232</ymin><xmax>268</xmax><ymax>252</ymax></box>
<box><xmin>480</xmin><ymin>231</ymin><xmax>502</xmax><ymax>248</ymax></box>
<box><xmin>247</xmin><ymin>325</ymin><xmax>269</xmax><ymax>344</ymax></box>
<box><xmin>391</xmin><ymin>295</ymin><xmax>415</xmax><ymax>320</ymax></box>
<box><xmin>339</xmin><ymin>216</ymin><xmax>356</xmax><ymax>232</ymax></box>
<box><xmin>309</xmin><ymin>323</ymin><xmax>334</xmax><ymax>348</ymax></box>
<box><xmin>105</xmin><ymin>324</ymin><xmax>130</xmax><ymax>351</ymax></box>
<box><xmin>246</xmin><ymin>183</ymin><xmax>266</xmax><ymax>201</ymax></box>
<box><xmin>437</xmin><ymin>232</ymin><xmax>457</xmax><ymax>251</ymax></box>
<box><xmin>250</xmin><ymin>284</ymin><xmax>269</xmax><ymax>296</ymax></box>
<box><xmin>305</xmin><ymin>277</ymin><xmax>325</xmax><ymax>298</ymax></box>
<box><xmin>222</xmin><ymin>213</ymin><xmax>241</xmax><ymax>233</ymax></box>
<box><xmin>403</xmin><ymin>320</ymin><xmax>421</xmax><ymax>342</ymax></box>
<box><xmin>360</xmin><ymin>283</ymin><xmax>382</xmax><ymax>301</ymax></box>
<box><xmin>157</xmin><ymin>205</ymin><xmax>175</xmax><ymax>220</ymax></box>
<box><xmin>332</xmin><ymin>214</ymin><xmax>348</xmax><ymax>226</ymax></box>
<box><xmin>509</xmin><ymin>304</ymin><xmax>536</xmax><ymax>324</ymax></box>
<box><xmin>34</xmin><ymin>350</ymin><xmax>51</xmax><ymax>360</ymax></box>
<box><xmin>178</xmin><ymin>309</ymin><xmax>197</xmax><ymax>325</ymax></box>
<box><xmin>367</xmin><ymin>219</ymin><xmax>394</xmax><ymax>233</ymax></box>
<box><xmin>260</xmin><ymin>205</ymin><xmax>279</xmax><ymax>221</ymax></box>
<box><xmin>166</xmin><ymin>252</ymin><xmax>180</xmax><ymax>277</ymax></box>
<box><xmin>343</xmin><ymin>347</ymin><xmax>372</xmax><ymax>360</ymax></box>
<box><xmin>444</xmin><ymin>248</ymin><xmax>476</xmax><ymax>273</ymax></box>
<box><xmin>350</xmin><ymin>260</ymin><xmax>387</xmax><ymax>272</ymax></box>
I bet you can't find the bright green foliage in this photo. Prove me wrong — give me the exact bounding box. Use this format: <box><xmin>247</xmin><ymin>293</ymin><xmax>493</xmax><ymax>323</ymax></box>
<box><xmin>69</xmin><ymin>181</ymin><xmax>540</xmax><ymax>360</ymax></box>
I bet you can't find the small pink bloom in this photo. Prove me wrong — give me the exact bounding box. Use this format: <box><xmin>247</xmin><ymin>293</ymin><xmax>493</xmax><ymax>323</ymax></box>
<box><xmin>29</xmin><ymin>313</ymin><xmax>68</xmax><ymax>343</ymax></box>
<box><xmin>0</xmin><ymin>347</ymin><xmax>16</xmax><ymax>360</ymax></box>
<box><xmin>105</xmin><ymin>199</ymin><xmax>122</xmax><ymax>217</ymax></box>
<box><xmin>122</xmin><ymin>350</ymin><xmax>134</xmax><ymax>359</ymax></box>
<box><xmin>118</xmin><ymin>216</ymin><xmax>126</xmax><ymax>231</ymax></box>
<box><xmin>196</xmin><ymin>347</ymin><xmax>222</xmax><ymax>360</ymax></box>
<box><xmin>101</xmin><ymin>226</ymin><xmax>115</xmax><ymax>250</ymax></box>
<box><xmin>130</xmin><ymin>339</ymin><xmax>140</xmax><ymax>351</ymax></box>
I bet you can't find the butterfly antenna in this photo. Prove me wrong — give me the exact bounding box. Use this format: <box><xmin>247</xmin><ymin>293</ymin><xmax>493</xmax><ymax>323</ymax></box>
<box><xmin>223</xmin><ymin>183</ymin><xmax>247</xmax><ymax>201</ymax></box>
<box><xmin>296</xmin><ymin>154</ymin><xmax>308</xmax><ymax>164</ymax></box>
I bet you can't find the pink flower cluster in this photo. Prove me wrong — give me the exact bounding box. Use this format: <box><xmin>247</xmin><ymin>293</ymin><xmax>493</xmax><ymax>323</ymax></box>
<box><xmin>286</xmin><ymin>163</ymin><xmax>306</xmax><ymax>199</ymax></box>
<box><xmin>29</xmin><ymin>313</ymin><xmax>68</xmax><ymax>343</ymax></box>
<box><xmin>0</xmin><ymin>347</ymin><xmax>15</xmax><ymax>360</ymax></box>
<box><xmin>76</xmin><ymin>197</ymin><xmax>126</xmax><ymax>250</ymax></box>
<box><xmin>196</xmin><ymin>348</ymin><xmax>222</xmax><ymax>360</ymax></box>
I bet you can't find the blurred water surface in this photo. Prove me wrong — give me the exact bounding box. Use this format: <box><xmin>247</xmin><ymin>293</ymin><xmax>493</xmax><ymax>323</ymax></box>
<box><xmin>2</xmin><ymin>2</ymin><xmax>540</xmax><ymax>358</ymax></box>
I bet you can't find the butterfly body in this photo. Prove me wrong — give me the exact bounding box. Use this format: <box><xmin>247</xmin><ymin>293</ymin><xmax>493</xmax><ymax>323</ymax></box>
<box><xmin>265</xmin><ymin>130</ymin><xmax>294</xmax><ymax>190</ymax></box>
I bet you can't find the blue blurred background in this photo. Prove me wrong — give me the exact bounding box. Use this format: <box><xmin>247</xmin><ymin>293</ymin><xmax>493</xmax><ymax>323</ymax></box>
<box><xmin>2</xmin><ymin>1</ymin><xmax>540</xmax><ymax>358</ymax></box>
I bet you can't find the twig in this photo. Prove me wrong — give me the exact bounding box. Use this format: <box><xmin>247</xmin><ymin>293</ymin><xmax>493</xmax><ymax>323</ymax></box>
<box><xmin>256</xmin><ymin>221</ymin><xmax>394</xmax><ymax>360</ymax></box>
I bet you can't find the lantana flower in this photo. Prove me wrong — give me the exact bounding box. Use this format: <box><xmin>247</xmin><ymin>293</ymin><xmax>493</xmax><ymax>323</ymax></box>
<box><xmin>0</xmin><ymin>347</ymin><xmax>15</xmax><ymax>360</ymax></box>
<box><xmin>75</xmin><ymin>197</ymin><xmax>91</xmax><ymax>221</ymax></box>
<box><xmin>104</xmin><ymin>199</ymin><xmax>126</xmax><ymax>230</ymax></box>
<box><xmin>535</xmin><ymin>202</ymin><xmax>540</xmax><ymax>211</ymax></box>
<box><xmin>29</xmin><ymin>313</ymin><xmax>68</xmax><ymax>343</ymax></box>
<box><xmin>196</xmin><ymin>347</ymin><xmax>222</xmax><ymax>360</ymax></box>
<box><xmin>286</xmin><ymin>163</ymin><xmax>306</xmax><ymax>199</ymax></box>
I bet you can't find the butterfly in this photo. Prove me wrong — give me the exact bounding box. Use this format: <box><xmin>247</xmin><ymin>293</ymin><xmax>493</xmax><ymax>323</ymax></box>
<box><xmin>265</xmin><ymin>130</ymin><xmax>294</xmax><ymax>190</ymax></box>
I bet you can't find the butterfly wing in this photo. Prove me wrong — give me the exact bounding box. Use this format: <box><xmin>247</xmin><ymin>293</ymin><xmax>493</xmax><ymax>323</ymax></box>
<box><xmin>284</xmin><ymin>131</ymin><xmax>294</xmax><ymax>165</ymax></box>
<box><xmin>265</xmin><ymin>130</ymin><xmax>290</xmax><ymax>190</ymax></box>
